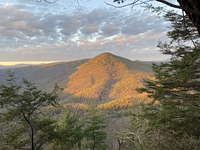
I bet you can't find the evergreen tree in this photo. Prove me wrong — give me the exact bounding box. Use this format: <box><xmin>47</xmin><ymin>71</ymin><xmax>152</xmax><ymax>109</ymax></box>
<box><xmin>138</xmin><ymin>10</ymin><xmax>200</xmax><ymax>149</ymax></box>
<box><xmin>0</xmin><ymin>71</ymin><xmax>60</xmax><ymax>150</ymax></box>
<box><xmin>83</xmin><ymin>105</ymin><xmax>107</xmax><ymax>150</ymax></box>
<box><xmin>52</xmin><ymin>107</ymin><xmax>83</xmax><ymax>150</ymax></box>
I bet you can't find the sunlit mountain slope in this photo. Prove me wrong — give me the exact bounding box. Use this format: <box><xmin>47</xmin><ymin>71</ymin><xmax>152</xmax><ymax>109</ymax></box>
<box><xmin>64</xmin><ymin>52</ymin><xmax>152</xmax><ymax>107</ymax></box>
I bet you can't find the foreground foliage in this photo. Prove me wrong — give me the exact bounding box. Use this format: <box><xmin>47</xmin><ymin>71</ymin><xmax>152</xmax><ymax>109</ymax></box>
<box><xmin>0</xmin><ymin>71</ymin><xmax>60</xmax><ymax>150</ymax></box>
<box><xmin>83</xmin><ymin>105</ymin><xmax>107</xmax><ymax>150</ymax></box>
<box><xmin>51</xmin><ymin>108</ymin><xmax>83</xmax><ymax>150</ymax></box>
<box><xmin>138</xmin><ymin>9</ymin><xmax>200</xmax><ymax>150</ymax></box>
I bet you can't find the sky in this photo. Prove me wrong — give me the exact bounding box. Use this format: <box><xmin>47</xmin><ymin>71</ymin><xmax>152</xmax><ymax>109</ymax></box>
<box><xmin>0</xmin><ymin>0</ymin><xmax>170</xmax><ymax>65</ymax></box>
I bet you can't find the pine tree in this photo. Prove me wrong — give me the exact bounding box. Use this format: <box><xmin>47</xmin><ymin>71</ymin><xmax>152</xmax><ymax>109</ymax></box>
<box><xmin>0</xmin><ymin>71</ymin><xmax>60</xmax><ymax>150</ymax></box>
<box><xmin>138</xmin><ymin>10</ymin><xmax>200</xmax><ymax>149</ymax></box>
<box><xmin>83</xmin><ymin>105</ymin><xmax>107</xmax><ymax>150</ymax></box>
<box><xmin>52</xmin><ymin>108</ymin><xmax>83</xmax><ymax>150</ymax></box>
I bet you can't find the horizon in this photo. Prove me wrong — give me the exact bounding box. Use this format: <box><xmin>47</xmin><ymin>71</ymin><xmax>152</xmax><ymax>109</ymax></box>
<box><xmin>0</xmin><ymin>55</ymin><xmax>169</xmax><ymax>66</ymax></box>
<box><xmin>0</xmin><ymin>61</ymin><xmax>62</xmax><ymax>66</ymax></box>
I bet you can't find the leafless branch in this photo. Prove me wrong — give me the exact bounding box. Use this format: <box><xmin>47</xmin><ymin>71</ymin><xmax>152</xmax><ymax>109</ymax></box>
<box><xmin>104</xmin><ymin>0</ymin><xmax>141</xmax><ymax>8</ymax></box>
<box><xmin>36</xmin><ymin>0</ymin><xmax>57</xmax><ymax>4</ymax></box>
<box><xmin>106</xmin><ymin>0</ymin><xmax>200</xmax><ymax>16</ymax></box>
<box><xmin>156</xmin><ymin>0</ymin><xmax>181</xmax><ymax>9</ymax></box>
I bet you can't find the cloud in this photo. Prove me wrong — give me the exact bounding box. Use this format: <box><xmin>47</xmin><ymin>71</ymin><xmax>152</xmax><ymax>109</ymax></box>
<box><xmin>100</xmin><ymin>23</ymin><xmax>120</xmax><ymax>36</ymax></box>
<box><xmin>81</xmin><ymin>25</ymin><xmax>100</xmax><ymax>35</ymax></box>
<box><xmin>0</xmin><ymin>1</ymin><xmax>168</xmax><ymax>61</ymax></box>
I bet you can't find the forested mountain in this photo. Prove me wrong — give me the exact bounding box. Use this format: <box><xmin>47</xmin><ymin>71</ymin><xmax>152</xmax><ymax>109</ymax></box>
<box><xmin>0</xmin><ymin>53</ymin><xmax>153</xmax><ymax>149</ymax></box>
<box><xmin>64</xmin><ymin>52</ymin><xmax>152</xmax><ymax>108</ymax></box>
<box><xmin>0</xmin><ymin>53</ymin><xmax>152</xmax><ymax>109</ymax></box>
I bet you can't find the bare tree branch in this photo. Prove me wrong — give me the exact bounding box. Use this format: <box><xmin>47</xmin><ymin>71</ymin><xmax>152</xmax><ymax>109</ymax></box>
<box><xmin>156</xmin><ymin>0</ymin><xmax>181</xmax><ymax>9</ymax></box>
<box><xmin>104</xmin><ymin>0</ymin><xmax>141</xmax><ymax>8</ymax></box>
<box><xmin>109</xmin><ymin>0</ymin><xmax>200</xmax><ymax>15</ymax></box>
<box><xmin>36</xmin><ymin>0</ymin><xmax>57</xmax><ymax>4</ymax></box>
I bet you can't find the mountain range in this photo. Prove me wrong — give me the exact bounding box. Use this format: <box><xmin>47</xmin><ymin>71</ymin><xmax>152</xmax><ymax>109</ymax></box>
<box><xmin>0</xmin><ymin>52</ymin><xmax>153</xmax><ymax>109</ymax></box>
<box><xmin>0</xmin><ymin>64</ymin><xmax>32</xmax><ymax>69</ymax></box>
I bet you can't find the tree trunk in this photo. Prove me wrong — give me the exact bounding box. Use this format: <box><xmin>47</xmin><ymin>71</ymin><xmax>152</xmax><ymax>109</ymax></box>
<box><xmin>177</xmin><ymin>0</ymin><xmax>200</xmax><ymax>34</ymax></box>
<box><xmin>31</xmin><ymin>124</ymin><xmax>35</xmax><ymax>150</ymax></box>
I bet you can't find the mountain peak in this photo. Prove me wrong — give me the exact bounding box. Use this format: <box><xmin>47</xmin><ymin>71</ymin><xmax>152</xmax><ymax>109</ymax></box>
<box><xmin>90</xmin><ymin>52</ymin><xmax>129</xmax><ymax>68</ymax></box>
<box><xmin>95</xmin><ymin>52</ymin><xmax>113</xmax><ymax>57</ymax></box>
<box><xmin>92</xmin><ymin>52</ymin><xmax>115</xmax><ymax>61</ymax></box>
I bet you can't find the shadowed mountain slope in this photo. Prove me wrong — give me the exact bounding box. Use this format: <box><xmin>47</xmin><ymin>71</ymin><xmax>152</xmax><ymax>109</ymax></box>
<box><xmin>0</xmin><ymin>59</ymin><xmax>89</xmax><ymax>91</ymax></box>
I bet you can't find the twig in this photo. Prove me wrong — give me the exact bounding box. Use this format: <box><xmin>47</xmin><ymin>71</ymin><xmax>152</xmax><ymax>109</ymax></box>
<box><xmin>36</xmin><ymin>0</ymin><xmax>57</xmax><ymax>4</ymax></box>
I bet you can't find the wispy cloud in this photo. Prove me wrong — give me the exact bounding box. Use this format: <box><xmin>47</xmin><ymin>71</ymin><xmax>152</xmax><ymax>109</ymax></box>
<box><xmin>0</xmin><ymin>0</ymin><xmax>169</xmax><ymax>62</ymax></box>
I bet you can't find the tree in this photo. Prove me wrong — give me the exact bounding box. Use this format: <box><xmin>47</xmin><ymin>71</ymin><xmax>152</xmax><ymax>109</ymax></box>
<box><xmin>115</xmin><ymin>104</ymin><xmax>148</xmax><ymax>150</ymax></box>
<box><xmin>138</xmin><ymin>8</ymin><xmax>200</xmax><ymax>150</ymax></box>
<box><xmin>83</xmin><ymin>105</ymin><xmax>107</xmax><ymax>150</ymax></box>
<box><xmin>0</xmin><ymin>71</ymin><xmax>60</xmax><ymax>150</ymax></box>
<box><xmin>113</xmin><ymin>0</ymin><xmax>200</xmax><ymax>35</ymax></box>
<box><xmin>52</xmin><ymin>107</ymin><xmax>83</xmax><ymax>150</ymax></box>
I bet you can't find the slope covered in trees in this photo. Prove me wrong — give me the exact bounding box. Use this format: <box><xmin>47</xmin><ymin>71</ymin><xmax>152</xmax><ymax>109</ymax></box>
<box><xmin>0</xmin><ymin>54</ymin><xmax>153</xmax><ymax>149</ymax></box>
<box><xmin>0</xmin><ymin>53</ymin><xmax>153</xmax><ymax>109</ymax></box>
<box><xmin>64</xmin><ymin>52</ymin><xmax>152</xmax><ymax>108</ymax></box>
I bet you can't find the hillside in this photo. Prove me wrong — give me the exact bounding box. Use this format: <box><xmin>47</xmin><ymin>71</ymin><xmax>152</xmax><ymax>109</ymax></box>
<box><xmin>64</xmin><ymin>52</ymin><xmax>152</xmax><ymax>108</ymax></box>
<box><xmin>0</xmin><ymin>53</ymin><xmax>152</xmax><ymax>108</ymax></box>
<box><xmin>0</xmin><ymin>59</ymin><xmax>89</xmax><ymax>91</ymax></box>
